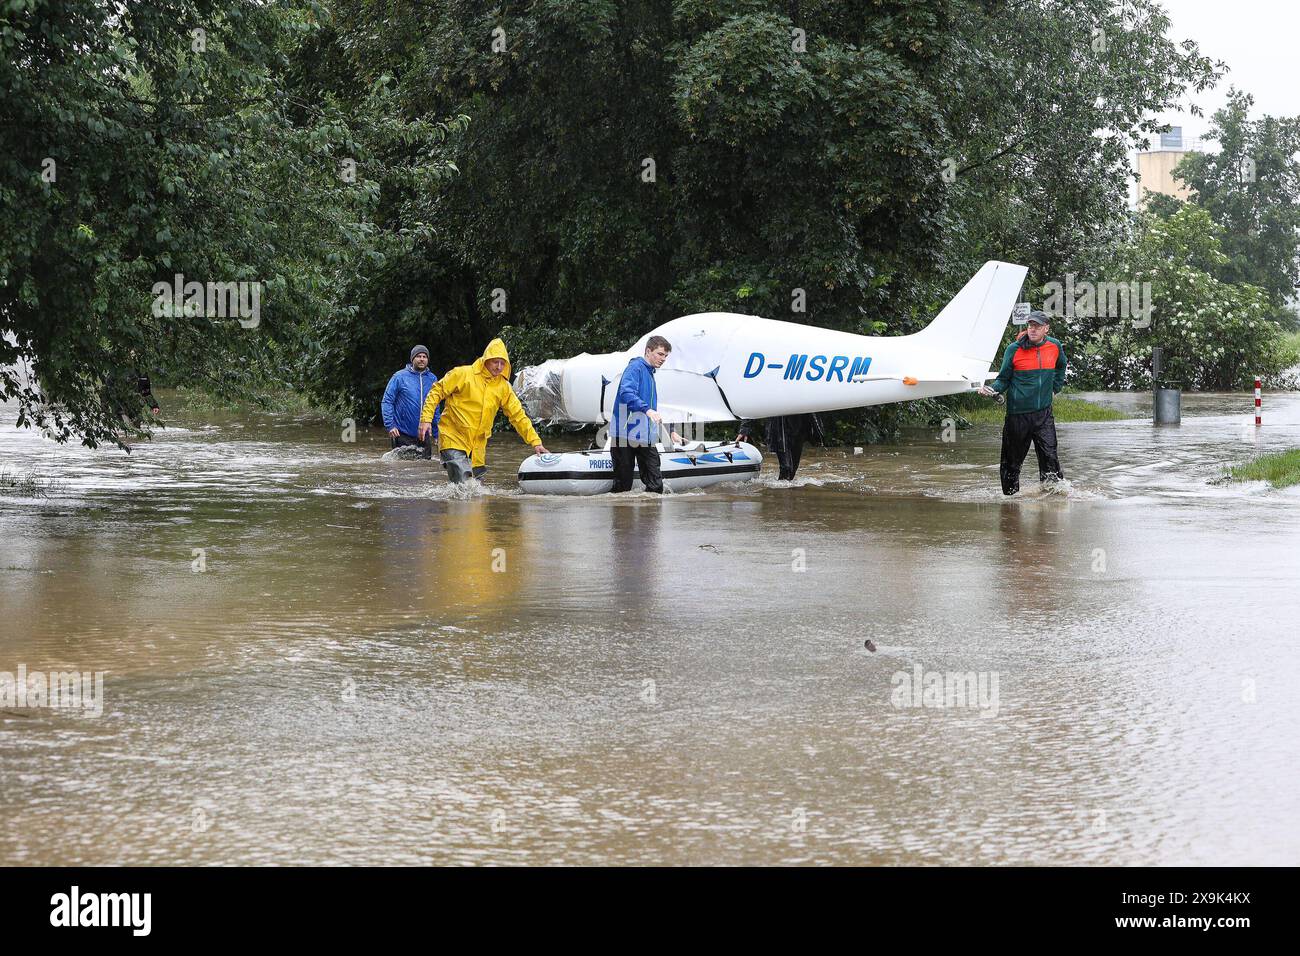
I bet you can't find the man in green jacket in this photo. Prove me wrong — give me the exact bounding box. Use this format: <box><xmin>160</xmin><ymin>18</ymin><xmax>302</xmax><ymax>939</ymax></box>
<box><xmin>978</xmin><ymin>311</ymin><xmax>1067</xmax><ymax>495</ymax></box>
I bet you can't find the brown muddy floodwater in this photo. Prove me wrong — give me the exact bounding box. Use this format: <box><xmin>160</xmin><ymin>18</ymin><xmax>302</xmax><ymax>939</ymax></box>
<box><xmin>2</xmin><ymin>390</ymin><xmax>1298</xmax><ymax>865</ymax></box>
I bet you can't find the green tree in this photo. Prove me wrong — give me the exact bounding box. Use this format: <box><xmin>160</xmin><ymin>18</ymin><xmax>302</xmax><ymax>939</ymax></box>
<box><xmin>1169</xmin><ymin>88</ymin><xmax>1300</xmax><ymax>319</ymax></box>
<box><xmin>1</xmin><ymin>0</ymin><xmax>1230</xmax><ymax>445</ymax></box>
<box><xmin>1067</xmin><ymin>206</ymin><xmax>1292</xmax><ymax>390</ymax></box>
<box><xmin>940</xmin><ymin>0</ymin><xmax>1221</xmax><ymax>300</ymax></box>
<box><xmin>313</xmin><ymin>0</ymin><xmax>1218</xmax><ymax>429</ymax></box>
<box><xmin>1</xmin><ymin>0</ymin><xmax>460</xmax><ymax>446</ymax></box>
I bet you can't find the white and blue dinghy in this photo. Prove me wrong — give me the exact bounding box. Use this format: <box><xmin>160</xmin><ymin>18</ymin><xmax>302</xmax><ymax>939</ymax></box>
<box><xmin>517</xmin><ymin>441</ymin><xmax>763</xmax><ymax>495</ymax></box>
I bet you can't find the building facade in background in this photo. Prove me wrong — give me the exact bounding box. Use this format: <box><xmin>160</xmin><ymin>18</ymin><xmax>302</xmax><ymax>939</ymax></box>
<box><xmin>1133</xmin><ymin>127</ymin><xmax>1205</xmax><ymax>208</ymax></box>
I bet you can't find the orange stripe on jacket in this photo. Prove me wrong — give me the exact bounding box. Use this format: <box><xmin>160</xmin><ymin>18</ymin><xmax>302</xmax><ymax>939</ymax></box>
<box><xmin>1012</xmin><ymin>342</ymin><xmax>1060</xmax><ymax>371</ymax></box>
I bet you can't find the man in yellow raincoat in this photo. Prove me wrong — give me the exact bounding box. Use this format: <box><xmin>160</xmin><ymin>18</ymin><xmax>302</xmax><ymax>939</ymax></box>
<box><xmin>417</xmin><ymin>338</ymin><xmax>549</xmax><ymax>483</ymax></box>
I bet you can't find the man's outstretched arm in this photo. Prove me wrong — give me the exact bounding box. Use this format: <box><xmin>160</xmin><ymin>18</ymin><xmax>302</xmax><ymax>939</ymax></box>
<box><xmin>979</xmin><ymin>344</ymin><xmax>1015</xmax><ymax>396</ymax></box>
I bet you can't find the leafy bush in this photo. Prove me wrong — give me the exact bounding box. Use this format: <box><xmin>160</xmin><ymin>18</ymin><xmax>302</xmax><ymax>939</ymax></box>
<box><xmin>1063</xmin><ymin>208</ymin><xmax>1297</xmax><ymax>390</ymax></box>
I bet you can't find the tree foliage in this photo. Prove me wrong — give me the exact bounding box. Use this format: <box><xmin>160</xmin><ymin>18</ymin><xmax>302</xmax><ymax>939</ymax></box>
<box><xmin>1</xmin><ymin>0</ymin><xmax>461</xmax><ymax>446</ymax></box>
<box><xmin>308</xmin><ymin>0</ymin><xmax>1219</xmax><ymax>424</ymax></box>
<box><xmin>1067</xmin><ymin>207</ymin><xmax>1294</xmax><ymax>390</ymax></box>
<box><xmin>1162</xmin><ymin>88</ymin><xmax>1300</xmax><ymax>318</ymax></box>
<box><xmin>2</xmin><ymin>0</ymin><xmax>1235</xmax><ymax>446</ymax></box>
<box><xmin>942</xmin><ymin>0</ymin><xmax>1222</xmax><ymax>300</ymax></box>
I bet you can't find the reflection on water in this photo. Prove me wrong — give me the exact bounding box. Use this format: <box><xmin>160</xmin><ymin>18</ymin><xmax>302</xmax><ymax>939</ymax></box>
<box><xmin>1</xmin><ymin>392</ymin><xmax>1298</xmax><ymax>864</ymax></box>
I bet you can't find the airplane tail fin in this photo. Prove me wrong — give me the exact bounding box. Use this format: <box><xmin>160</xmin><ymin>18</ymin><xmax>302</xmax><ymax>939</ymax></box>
<box><xmin>911</xmin><ymin>261</ymin><xmax>1029</xmax><ymax>371</ymax></box>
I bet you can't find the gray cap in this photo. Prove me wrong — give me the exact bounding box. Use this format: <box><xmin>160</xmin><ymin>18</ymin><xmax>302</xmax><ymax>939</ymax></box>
<box><xmin>410</xmin><ymin>344</ymin><xmax>430</xmax><ymax>361</ymax></box>
<box><xmin>1026</xmin><ymin>311</ymin><xmax>1050</xmax><ymax>326</ymax></box>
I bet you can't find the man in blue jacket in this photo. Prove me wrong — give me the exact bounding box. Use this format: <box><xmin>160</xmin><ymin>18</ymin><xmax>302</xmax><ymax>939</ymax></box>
<box><xmin>609</xmin><ymin>335</ymin><xmax>682</xmax><ymax>493</ymax></box>
<box><xmin>382</xmin><ymin>345</ymin><xmax>442</xmax><ymax>458</ymax></box>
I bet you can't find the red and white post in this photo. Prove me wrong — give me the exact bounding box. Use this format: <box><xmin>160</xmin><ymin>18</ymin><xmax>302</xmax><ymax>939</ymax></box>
<box><xmin>1254</xmin><ymin>376</ymin><xmax>1262</xmax><ymax>427</ymax></box>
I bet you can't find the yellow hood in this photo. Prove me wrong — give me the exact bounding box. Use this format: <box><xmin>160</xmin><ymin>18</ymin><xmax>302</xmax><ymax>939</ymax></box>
<box><xmin>473</xmin><ymin>338</ymin><xmax>511</xmax><ymax>380</ymax></box>
<box><xmin>418</xmin><ymin>337</ymin><xmax>538</xmax><ymax>467</ymax></box>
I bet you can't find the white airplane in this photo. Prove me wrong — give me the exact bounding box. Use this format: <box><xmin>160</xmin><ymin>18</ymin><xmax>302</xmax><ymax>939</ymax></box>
<box><xmin>514</xmin><ymin>261</ymin><xmax>1029</xmax><ymax>428</ymax></box>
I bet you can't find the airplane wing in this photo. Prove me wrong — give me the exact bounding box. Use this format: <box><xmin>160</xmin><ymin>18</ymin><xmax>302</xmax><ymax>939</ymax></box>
<box><xmin>851</xmin><ymin>372</ymin><xmax>989</xmax><ymax>388</ymax></box>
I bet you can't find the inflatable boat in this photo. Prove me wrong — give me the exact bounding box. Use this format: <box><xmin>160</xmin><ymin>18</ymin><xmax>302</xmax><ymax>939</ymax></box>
<box><xmin>517</xmin><ymin>441</ymin><xmax>763</xmax><ymax>494</ymax></box>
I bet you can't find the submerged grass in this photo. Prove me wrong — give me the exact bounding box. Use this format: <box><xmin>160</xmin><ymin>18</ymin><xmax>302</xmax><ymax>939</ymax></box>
<box><xmin>957</xmin><ymin>396</ymin><xmax>1128</xmax><ymax>426</ymax></box>
<box><xmin>0</xmin><ymin>468</ymin><xmax>64</xmax><ymax>498</ymax></box>
<box><xmin>1227</xmin><ymin>448</ymin><xmax>1300</xmax><ymax>488</ymax></box>
<box><xmin>161</xmin><ymin>385</ymin><xmax>336</xmax><ymax>416</ymax></box>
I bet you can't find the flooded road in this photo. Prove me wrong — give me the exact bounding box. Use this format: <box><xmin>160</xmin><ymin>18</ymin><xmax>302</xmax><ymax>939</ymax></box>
<box><xmin>2</xmin><ymin>390</ymin><xmax>1298</xmax><ymax>865</ymax></box>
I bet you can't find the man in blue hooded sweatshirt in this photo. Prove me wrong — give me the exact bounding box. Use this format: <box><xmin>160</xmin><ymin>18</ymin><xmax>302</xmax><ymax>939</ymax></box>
<box><xmin>382</xmin><ymin>345</ymin><xmax>442</xmax><ymax>458</ymax></box>
<box><xmin>609</xmin><ymin>335</ymin><xmax>682</xmax><ymax>493</ymax></box>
